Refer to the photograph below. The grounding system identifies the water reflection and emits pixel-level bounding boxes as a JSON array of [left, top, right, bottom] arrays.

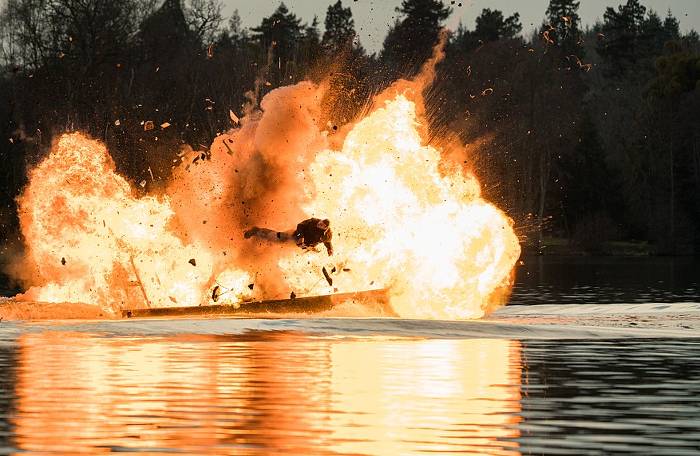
[[12, 332, 522, 455], [0, 344, 16, 454], [518, 339, 700, 454]]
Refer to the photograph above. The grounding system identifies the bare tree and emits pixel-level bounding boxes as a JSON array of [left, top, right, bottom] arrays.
[[185, 0, 223, 43]]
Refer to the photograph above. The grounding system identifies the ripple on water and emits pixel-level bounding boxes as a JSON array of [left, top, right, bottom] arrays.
[[0, 325, 697, 454]]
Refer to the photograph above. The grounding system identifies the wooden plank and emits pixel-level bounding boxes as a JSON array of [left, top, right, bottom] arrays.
[[121, 289, 396, 319], [0, 301, 111, 321]]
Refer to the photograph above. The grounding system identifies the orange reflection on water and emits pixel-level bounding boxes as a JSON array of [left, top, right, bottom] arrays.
[[327, 339, 522, 455], [13, 329, 522, 455]]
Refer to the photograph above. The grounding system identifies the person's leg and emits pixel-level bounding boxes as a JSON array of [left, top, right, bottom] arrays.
[[275, 230, 296, 242], [244, 227, 296, 244]]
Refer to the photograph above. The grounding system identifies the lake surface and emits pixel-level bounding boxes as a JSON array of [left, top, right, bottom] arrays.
[[0, 256, 699, 455], [511, 255, 700, 305]]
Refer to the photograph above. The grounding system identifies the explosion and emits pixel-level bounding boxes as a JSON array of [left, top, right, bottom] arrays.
[[12, 78, 520, 319], [15, 133, 251, 310], [289, 95, 520, 319]]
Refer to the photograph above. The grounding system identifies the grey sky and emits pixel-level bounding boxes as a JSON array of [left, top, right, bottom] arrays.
[[223, 0, 700, 53]]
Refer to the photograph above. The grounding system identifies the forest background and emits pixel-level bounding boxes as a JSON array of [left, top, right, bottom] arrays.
[[0, 0, 698, 281]]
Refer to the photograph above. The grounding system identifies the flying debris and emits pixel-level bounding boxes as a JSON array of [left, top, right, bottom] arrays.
[[322, 266, 333, 286], [229, 110, 240, 125]]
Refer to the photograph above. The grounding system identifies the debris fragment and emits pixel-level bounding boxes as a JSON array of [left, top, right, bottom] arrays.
[[542, 30, 555, 45], [114, 119, 120, 126], [188, 258, 197, 266], [160, 122, 170, 129], [481, 88, 494, 96], [169, 296, 177, 303], [322, 266, 333, 286], [223, 140, 234, 155], [212, 285, 220, 302], [144, 120, 154, 131], [248, 283, 254, 290], [139, 180, 146, 188], [61, 257, 66, 265], [229, 109, 240, 125], [207, 43, 214, 59]]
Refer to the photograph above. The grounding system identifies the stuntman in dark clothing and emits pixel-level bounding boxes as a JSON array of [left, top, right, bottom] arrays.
[[244, 218, 333, 256]]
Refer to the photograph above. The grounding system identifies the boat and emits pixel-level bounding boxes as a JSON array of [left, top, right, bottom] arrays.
[[121, 289, 396, 318]]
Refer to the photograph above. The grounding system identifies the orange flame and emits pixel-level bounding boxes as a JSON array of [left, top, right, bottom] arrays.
[[14, 83, 519, 319], [15, 133, 251, 311], [281, 94, 521, 318]]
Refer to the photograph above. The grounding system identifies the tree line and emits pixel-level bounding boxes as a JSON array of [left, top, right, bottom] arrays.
[[0, 0, 699, 263]]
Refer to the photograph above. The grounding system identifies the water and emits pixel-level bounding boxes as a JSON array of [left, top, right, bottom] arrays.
[[0, 256, 699, 455], [511, 256, 700, 305]]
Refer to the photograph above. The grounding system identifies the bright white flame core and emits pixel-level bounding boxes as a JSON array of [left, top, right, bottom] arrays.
[[280, 95, 520, 319]]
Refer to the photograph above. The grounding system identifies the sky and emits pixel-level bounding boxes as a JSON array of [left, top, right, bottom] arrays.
[[223, 0, 700, 54]]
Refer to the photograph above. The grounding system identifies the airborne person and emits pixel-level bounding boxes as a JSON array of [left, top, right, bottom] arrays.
[[244, 218, 334, 256]]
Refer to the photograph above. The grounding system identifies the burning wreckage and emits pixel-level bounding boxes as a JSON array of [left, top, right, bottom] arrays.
[[5, 57, 521, 320]]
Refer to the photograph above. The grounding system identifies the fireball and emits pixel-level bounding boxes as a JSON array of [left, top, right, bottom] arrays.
[[14, 86, 520, 319]]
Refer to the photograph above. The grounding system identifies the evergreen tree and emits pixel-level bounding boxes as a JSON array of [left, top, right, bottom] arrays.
[[223, 9, 248, 46], [682, 30, 700, 53], [662, 10, 680, 42], [300, 16, 322, 64], [560, 111, 619, 249], [545, 0, 583, 55], [449, 22, 473, 51], [641, 11, 665, 55], [322, 0, 356, 55], [474, 8, 522, 43], [139, 0, 196, 62], [381, 0, 451, 76], [319, 1, 371, 128], [251, 3, 303, 63], [597, 0, 647, 70]]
